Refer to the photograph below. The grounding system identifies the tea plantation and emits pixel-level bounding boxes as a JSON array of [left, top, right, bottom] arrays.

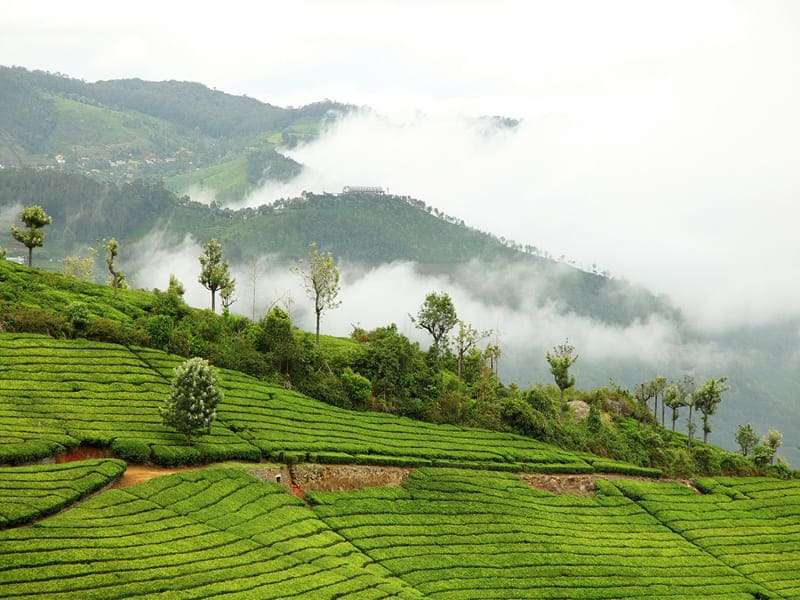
[[310, 469, 777, 599], [611, 476, 800, 599], [0, 459, 124, 527], [0, 468, 423, 599], [1, 465, 796, 598], [0, 333, 656, 475]]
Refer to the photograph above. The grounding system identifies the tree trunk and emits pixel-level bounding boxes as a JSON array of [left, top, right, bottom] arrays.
[[653, 395, 658, 425], [315, 310, 321, 344], [688, 405, 693, 446], [703, 414, 709, 443], [662, 401, 665, 427], [671, 413, 677, 432], [27, 247, 32, 267], [211, 290, 216, 313]]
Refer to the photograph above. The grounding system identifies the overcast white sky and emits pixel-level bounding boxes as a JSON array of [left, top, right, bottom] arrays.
[[4, 1, 800, 330]]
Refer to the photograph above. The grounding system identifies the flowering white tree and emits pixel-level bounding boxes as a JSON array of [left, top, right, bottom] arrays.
[[160, 357, 223, 443]]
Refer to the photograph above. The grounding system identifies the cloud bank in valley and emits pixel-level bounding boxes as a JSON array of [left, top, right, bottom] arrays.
[[240, 103, 800, 334], [127, 233, 730, 388]]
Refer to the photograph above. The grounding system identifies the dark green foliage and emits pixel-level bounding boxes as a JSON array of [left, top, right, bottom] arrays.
[[522, 384, 560, 417], [255, 307, 296, 373], [351, 324, 438, 417], [65, 301, 91, 331], [146, 314, 174, 349], [340, 367, 372, 409], [499, 397, 550, 438]]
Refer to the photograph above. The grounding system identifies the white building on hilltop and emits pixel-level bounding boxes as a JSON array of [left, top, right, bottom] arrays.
[[342, 185, 385, 194]]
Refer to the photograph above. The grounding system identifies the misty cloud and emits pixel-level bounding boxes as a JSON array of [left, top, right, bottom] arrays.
[[240, 103, 800, 334], [126, 233, 730, 387]]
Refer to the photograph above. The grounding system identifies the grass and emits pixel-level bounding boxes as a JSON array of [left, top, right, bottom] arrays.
[[0, 259, 153, 324], [48, 96, 186, 158], [165, 155, 249, 202], [310, 469, 774, 599], [0, 468, 423, 599], [0, 459, 125, 528], [612, 476, 800, 599], [0, 332, 652, 474]]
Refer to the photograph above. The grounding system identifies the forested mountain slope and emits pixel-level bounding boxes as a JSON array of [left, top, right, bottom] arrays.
[[0, 169, 673, 327], [0, 66, 352, 201]]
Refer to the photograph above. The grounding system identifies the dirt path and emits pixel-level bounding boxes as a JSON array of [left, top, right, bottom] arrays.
[[112, 464, 204, 488]]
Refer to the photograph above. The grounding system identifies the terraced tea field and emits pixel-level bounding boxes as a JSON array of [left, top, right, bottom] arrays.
[[0, 333, 656, 475], [0, 459, 124, 527], [310, 469, 774, 599], [612, 476, 800, 599], [0, 468, 423, 599], [2, 465, 796, 598]]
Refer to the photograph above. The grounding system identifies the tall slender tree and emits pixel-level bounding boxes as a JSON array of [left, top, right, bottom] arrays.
[[663, 384, 683, 431], [649, 376, 667, 427], [198, 239, 232, 313], [454, 320, 491, 377], [11, 205, 51, 267], [546, 340, 578, 416], [104, 238, 127, 290], [693, 377, 729, 444], [410, 292, 458, 354], [293, 242, 341, 343]]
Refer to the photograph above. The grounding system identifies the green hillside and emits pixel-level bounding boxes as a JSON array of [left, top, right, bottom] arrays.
[[310, 469, 782, 599], [1, 465, 796, 598], [0, 332, 654, 476], [0, 258, 769, 477], [0, 66, 343, 200]]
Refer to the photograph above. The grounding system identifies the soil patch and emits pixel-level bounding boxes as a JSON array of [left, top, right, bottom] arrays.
[[113, 465, 203, 488], [520, 472, 698, 496], [47, 446, 114, 464], [291, 464, 411, 493]]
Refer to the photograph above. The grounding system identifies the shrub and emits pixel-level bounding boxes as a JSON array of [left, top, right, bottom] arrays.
[[500, 398, 549, 439], [146, 314, 174, 349], [752, 444, 774, 468], [0, 305, 71, 337], [522, 385, 559, 417], [692, 445, 721, 475], [151, 445, 202, 466], [149, 288, 190, 319], [112, 438, 151, 463], [340, 368, 372, 409], [85, 317, 131, 345], [65, 302, 91, 332]]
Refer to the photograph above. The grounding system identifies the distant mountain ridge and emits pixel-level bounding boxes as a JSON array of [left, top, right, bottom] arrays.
[[0, 65, 356, 201]]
